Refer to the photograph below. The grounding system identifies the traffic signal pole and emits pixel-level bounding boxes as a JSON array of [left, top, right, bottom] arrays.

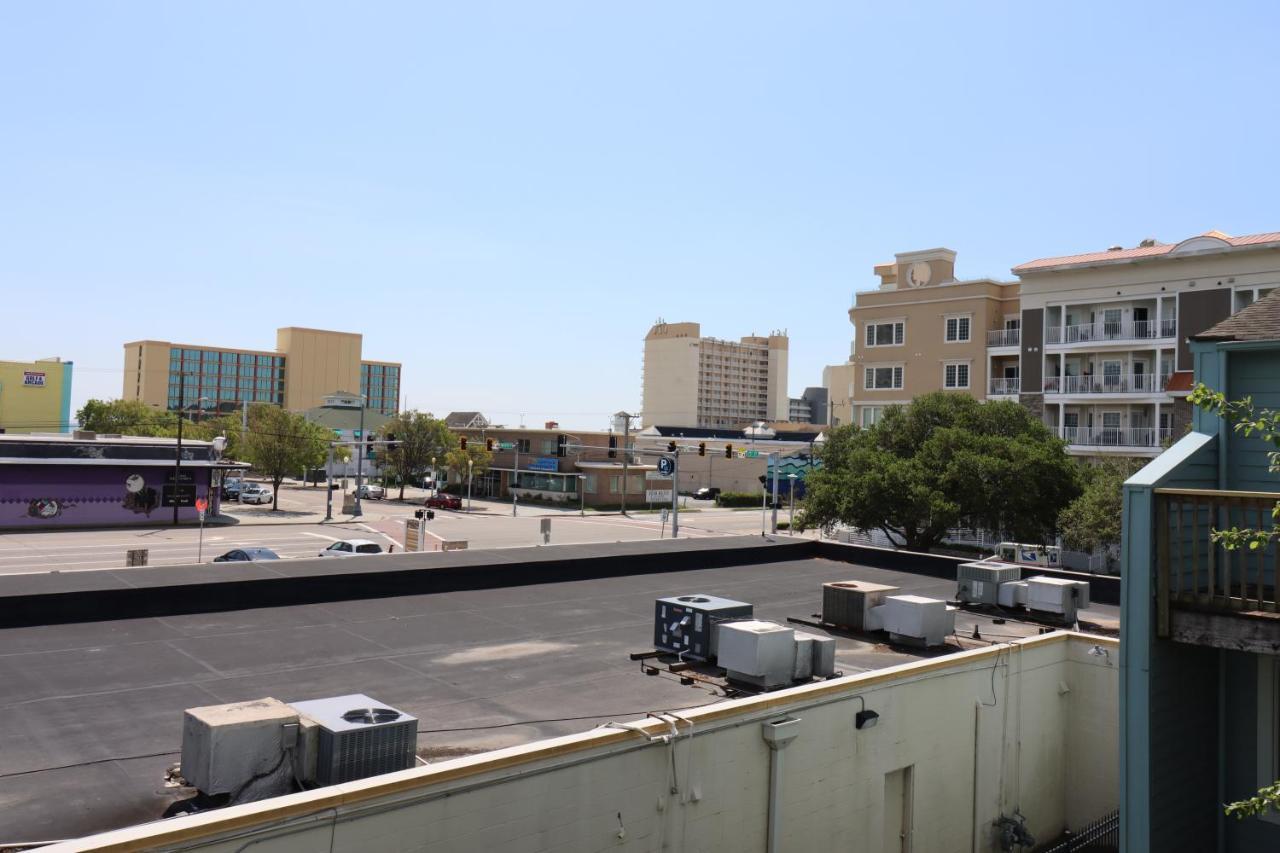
[[671, 449, 680, 539]]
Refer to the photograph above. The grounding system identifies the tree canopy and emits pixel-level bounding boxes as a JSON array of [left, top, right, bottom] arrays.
[[1058, 458, 1145, 565], [797, 393, 1081, 552], [444, 441, 492, 494], [240, 406, 331, 510], [77, 398, 172, 435], [378, 412, 454, 499]]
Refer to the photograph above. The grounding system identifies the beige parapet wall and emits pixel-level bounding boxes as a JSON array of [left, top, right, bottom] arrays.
[[48, 632, 1118, 853]]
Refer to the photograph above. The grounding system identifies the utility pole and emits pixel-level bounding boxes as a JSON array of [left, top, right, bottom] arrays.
[[324, 442, 335, 522], [353, 397, 366, 517], [172, 371, 185, 526], [671, 449, 680, 539], [770, 451, 780, 535], [618, 411, 633, 515], [512, 441, 520, 516]]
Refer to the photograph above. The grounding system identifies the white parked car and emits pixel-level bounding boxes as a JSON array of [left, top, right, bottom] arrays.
[[355, 484, 385, 500], [318, 539, 385, 557], [239, 484, 274, 505]]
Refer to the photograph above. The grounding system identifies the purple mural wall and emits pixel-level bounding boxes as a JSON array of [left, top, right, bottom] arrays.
[[0, 465, 217, 529]]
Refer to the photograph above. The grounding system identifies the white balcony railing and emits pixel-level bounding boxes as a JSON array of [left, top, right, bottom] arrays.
[[1062, 426, 1173, 448], [988, 378, 1021, 395], [1046, 317, 1177, 345], [1044, 373, 1169, 395], [987, 328, 1021, 347]]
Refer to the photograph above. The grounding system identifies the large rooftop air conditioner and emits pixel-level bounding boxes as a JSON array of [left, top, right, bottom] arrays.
[[822, 580, 899, 631], [180, 698, 299, 801], [654, 594, 753, 662], [717, 620, 797, 690], [956, 561, 1022, 605], [1025, 577, 1091, 623], [879, 595, 955, 648], [290, 694, 418, 786]]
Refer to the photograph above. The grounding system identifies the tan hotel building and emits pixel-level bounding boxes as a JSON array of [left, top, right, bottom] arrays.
[[641, 321, 789, 428], [123, 327, 402, 417], [827, 230, 1280, 457], [832, 248, 1020, 428]]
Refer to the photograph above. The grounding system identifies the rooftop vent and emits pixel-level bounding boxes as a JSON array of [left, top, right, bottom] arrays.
[[1107, 245, 1124, 252], [1138, 237, 1158, 247]]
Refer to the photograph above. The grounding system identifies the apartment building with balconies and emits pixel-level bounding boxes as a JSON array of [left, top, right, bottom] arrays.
[[844, 248, 1020, 427], [1011, 230, 1280, 457]]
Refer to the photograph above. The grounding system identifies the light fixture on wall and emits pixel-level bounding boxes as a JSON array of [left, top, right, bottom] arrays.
[[1088, 644, 1111, 665], [854, 695, 879, 730]]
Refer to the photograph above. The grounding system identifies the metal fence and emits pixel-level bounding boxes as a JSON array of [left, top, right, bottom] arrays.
[[1036, 810, 1119, 852]]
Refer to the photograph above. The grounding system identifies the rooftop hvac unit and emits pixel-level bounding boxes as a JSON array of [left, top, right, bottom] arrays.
[[1025, 577, 1091, 622], [717, 620, 796, 690], [956, 561, 1022, 605], [289, 694, 418, 786], [795, 631, 837, 679], [822, 580, 899, 631], [996, 542, 1061, 568], [654, 594, 753, 661], [879, 595, 955, 648], [998, 580, 1029, 608], [180, 698, 299, 800]]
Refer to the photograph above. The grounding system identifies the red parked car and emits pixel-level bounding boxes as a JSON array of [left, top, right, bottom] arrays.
[[425, 494, 462, 510]]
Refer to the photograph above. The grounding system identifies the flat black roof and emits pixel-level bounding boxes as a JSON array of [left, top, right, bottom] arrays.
[[0, 539, 1118, 843]]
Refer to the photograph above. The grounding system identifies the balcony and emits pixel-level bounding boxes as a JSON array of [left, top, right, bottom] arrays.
[[988, 377, 1020, 396], [1044, 373, 1169, 395], [1062, 426, 1171, 449], [987, 328, 1021, 347], [1046, 317, 1177, 345], [1155, 488, 1279, 652]]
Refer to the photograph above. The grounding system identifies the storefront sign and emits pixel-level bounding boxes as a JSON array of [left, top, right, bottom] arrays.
[[22, 372, 46, 387], [526, 457, 559, 472], [646, 489, 673, 503], [161, 484, 197, 507]]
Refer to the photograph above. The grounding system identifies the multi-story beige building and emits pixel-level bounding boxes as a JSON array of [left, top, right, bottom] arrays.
[[836, 248, 1020, 428], [1012, 229, 1280, 456], [123, 327, 402, 417], [641, 321, 788, 428]]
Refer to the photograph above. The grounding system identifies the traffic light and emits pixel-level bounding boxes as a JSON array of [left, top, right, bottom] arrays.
[[667, 441, 677, 453], [698, 442, 706, 457], [725, 444, 733, 458], [608, 435, 617, 459], [556, 434, 567, 457], [485, 438, 494, 451], [386, 432, 398, 451], [459, 436, 468, 450], [366, 433, 375, 459]]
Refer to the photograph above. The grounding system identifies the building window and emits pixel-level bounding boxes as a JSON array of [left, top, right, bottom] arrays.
[[864, 365, 904, 390], [943, 362, 970, 389], [860, 406, 884, 428], [865, 321, 905, 347], [944, 315, 972, 343]]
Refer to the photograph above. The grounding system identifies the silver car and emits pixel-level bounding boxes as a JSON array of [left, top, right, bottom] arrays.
[[239, 484, 274, 505]]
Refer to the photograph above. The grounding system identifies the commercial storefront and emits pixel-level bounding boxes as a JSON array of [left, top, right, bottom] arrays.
[[0, 433, 239, 529], [0, 358, 73, 434]]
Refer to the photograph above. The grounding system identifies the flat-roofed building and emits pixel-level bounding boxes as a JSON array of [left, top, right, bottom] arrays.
[[641, 321, 789, 428], [0, 357, 73, 433], [123, 327, 401, 418]]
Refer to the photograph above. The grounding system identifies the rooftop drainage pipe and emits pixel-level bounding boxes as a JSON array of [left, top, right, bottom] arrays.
[[761, 716, 801, 853]]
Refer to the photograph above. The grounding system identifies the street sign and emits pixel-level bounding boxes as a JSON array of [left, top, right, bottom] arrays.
[[646, 489, 673, 503], [660, 508, 669, 523], [744, 450, 760, 458], [195, 497, 208, 512], [657, 456, 675, 476], [498, 441, 514, 450]]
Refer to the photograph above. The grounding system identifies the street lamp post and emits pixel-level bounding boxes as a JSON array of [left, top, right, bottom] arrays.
[[353, 396, 367, 518], [467, 458, 473, 512], [430, 456, 437, 496], [578, 474, 586, 517]]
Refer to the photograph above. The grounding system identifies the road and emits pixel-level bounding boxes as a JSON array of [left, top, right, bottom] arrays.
[[0, 487, 809, 575]]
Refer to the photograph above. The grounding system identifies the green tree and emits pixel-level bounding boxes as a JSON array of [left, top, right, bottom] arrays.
[[444, 438, 492, 499], [1058, 458, 1145, 569], [241, 406, 331, 510], [77, 398, 172, 435], [379, 412, 454, 499], [796, 393, 1081, 552]]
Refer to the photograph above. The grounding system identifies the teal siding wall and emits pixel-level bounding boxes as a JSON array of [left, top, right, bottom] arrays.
[[1225, 349, 1280, 492]]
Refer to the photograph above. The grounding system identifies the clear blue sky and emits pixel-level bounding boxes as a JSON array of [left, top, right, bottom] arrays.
[[3, 2, 1278, 430]]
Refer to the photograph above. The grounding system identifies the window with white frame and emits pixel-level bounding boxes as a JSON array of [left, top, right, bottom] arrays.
[[864, 365, 904, 390], [860, 406, 884, 428], [943, 362, 970, 389], [944, 314, 972, 343], [865, 321, 905, 347]]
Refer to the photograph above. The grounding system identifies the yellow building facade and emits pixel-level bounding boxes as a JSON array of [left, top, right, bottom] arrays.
[[122, 327, 401, 417], [0, 358, 74, 433]]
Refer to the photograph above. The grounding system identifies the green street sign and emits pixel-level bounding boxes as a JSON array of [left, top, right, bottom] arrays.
[[744, 450, 760, 458], [498, 442, 514, 450]]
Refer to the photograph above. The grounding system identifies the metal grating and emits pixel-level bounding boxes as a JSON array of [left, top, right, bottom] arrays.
[[1035, 810, 1119, 853]]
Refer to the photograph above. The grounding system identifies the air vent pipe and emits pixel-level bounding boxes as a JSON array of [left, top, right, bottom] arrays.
[[761, 717, 801, 853]]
